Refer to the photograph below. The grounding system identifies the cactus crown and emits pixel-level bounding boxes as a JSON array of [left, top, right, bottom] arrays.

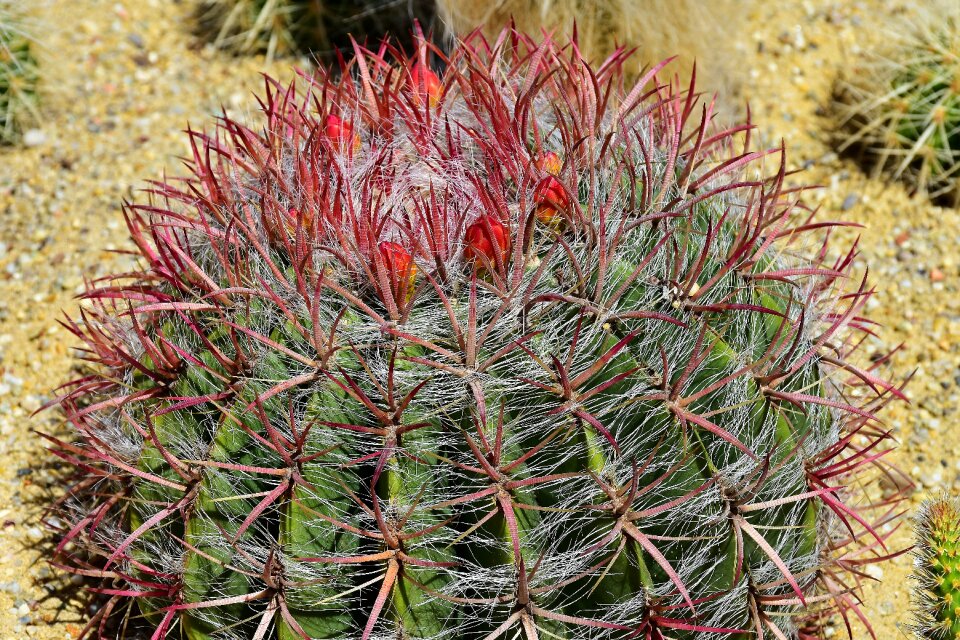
[[51, 29, 905, 640], [833, 6, 960, 205], [912, 496, 960, 640]]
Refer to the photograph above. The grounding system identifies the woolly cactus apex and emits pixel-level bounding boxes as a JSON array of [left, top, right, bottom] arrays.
[[832, 4, 960, 205], [194, 0, 437, 62], [49, 28, 908, 640], [0, 0, 40, 144], [912, 496, 960, 639]]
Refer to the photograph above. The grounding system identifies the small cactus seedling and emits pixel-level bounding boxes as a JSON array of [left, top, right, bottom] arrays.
[[833, 6, 960, 205], [194, 0, 437, 61], [49, 29, 907, 640], [0, 0, 40, 144], [912, 496, 960, 639]]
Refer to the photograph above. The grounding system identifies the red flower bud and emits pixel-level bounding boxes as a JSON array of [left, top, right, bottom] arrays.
[[410, 63, 443, 107], [287, 206, 314, 235], [377, 241, 417, 304], [325, 114, 361, 153], [464, 215, 510, 270], [533, 176, 569, 225], [535, 151, 562, 176]]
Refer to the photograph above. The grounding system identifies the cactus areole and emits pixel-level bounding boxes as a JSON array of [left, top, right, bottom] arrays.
[[911, 496, 960, 640], [51, 30, 906, 640]]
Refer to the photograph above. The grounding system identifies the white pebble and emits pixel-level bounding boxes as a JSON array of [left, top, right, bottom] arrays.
[[864, 564, 884, 580], [22, 129, 46, 147]]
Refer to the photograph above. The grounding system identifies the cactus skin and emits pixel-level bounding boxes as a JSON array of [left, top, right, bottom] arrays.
[[912, 496, 960, 639], [194, 0, 437, 62], [0, 0, 40, 145], [48, 30, 907, 640], [832, 5, 960, 205]]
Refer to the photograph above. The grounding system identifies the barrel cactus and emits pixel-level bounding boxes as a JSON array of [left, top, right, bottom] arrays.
[[911, 495, 960, 639], [50, 30, 906, 640], [832, 4, 960, 205], [0, 0, 40, 144]]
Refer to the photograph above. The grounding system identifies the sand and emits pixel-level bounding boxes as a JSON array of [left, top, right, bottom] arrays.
[[0, 0, 950, 637]]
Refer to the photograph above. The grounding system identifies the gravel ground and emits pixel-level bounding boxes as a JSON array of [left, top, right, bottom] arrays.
[[0, 0, 950, 638]]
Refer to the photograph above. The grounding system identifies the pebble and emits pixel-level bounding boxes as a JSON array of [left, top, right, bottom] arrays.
[[864, 564, 884, 580], [0, 583, 20, 595], [922, 469, 944, 488], [21, 130, 46, 148], [841, 193, 859, 210]]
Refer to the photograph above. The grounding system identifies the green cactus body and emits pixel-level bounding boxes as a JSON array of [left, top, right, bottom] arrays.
[[51, 29, 904, 640], [913, 497, 960, 639]]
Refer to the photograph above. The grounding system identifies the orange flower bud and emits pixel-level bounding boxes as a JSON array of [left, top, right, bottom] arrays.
[[464, 215, 510, 270], [378, 241, 417, 304], [325, 114, 362, 153], [287, 206, 314, 235], [533, 176, 569, 225], [410, 63, 443, 107], [535, 151, 562, 176]]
